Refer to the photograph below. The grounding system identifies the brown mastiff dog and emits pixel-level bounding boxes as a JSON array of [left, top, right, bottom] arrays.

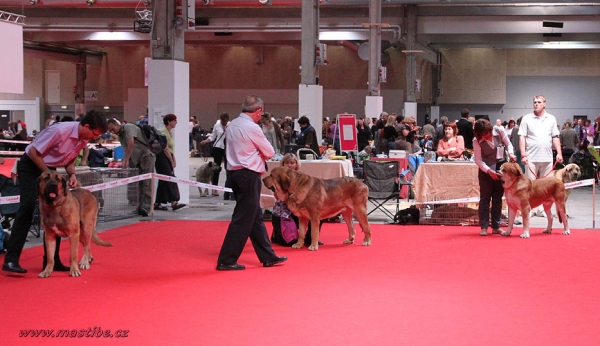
[[263, 166, 371, 251], [38, 170, 112, 278], [499, 162, 570, 238], [550, 163, 581, 201]]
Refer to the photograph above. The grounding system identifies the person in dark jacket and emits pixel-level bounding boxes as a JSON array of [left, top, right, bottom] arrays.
[[296, 116, 320, 158]]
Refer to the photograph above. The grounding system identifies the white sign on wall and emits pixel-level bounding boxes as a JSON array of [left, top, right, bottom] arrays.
[[85, 91, 98, 101]]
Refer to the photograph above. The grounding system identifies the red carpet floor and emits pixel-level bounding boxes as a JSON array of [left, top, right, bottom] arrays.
[[3, 220, 600, 345]]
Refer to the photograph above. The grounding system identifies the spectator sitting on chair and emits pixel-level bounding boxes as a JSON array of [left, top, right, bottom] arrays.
[[436, 121, 465, 159], [270, 153, 324, 247]]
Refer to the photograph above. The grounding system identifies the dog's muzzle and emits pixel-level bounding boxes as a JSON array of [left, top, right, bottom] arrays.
[[43, 181, 60, 204]]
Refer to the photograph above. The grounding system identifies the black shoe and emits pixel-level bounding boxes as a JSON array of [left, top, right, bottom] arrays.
[[2, 261, 27, 273], [138, 208, 149, 217], [171, 203, 186, 211], [263, 256, 288, 267], [154, 204, 168, 211], [216, 263, 245, 271]]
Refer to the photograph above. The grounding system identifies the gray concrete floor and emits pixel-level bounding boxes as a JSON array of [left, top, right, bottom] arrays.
[[15, 157, 600, 251]]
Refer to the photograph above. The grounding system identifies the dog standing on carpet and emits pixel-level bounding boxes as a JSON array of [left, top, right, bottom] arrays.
[[550, 163, 581, 202], [263, 166, 371, 251], [195, 162, 221, 197], [499, 162, 570, 238], [38, 170, 112, 278]]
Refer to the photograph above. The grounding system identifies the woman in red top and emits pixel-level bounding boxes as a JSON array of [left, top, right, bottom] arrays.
[[436, 121, 465, 159]]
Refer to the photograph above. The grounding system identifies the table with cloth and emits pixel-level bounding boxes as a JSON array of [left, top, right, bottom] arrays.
[[260, 159, 354, 208], [412, 162, 480, 203]]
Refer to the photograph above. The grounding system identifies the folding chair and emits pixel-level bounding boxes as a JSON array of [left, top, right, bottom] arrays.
[[363, 160, 400, 221]]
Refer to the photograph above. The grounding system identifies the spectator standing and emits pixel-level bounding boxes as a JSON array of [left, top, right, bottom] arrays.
[[281, 117, 293, 145], [581, 118, 595, 147], [154, 114, 186, 211], [457, 109, 474, 150], [560, 120, 579, 159], [201, 113, 229, 197], [216, 95, 287, 271], [107, 118, 155, 217], [296, 116, 320, 157], [356, 117, 371, 152], [329, 118, 340, 155], [422, 118, 435, 139], [2, 110, 107, 274], [594, 117, 600, 145], [261, 112, 285, 156], [432, 115, 448, 151], [519, 95, 562, 217]]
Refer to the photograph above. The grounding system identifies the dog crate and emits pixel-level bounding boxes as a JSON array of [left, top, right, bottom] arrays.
[[77, 168, 140, 222], [418, 194, 508, 227]]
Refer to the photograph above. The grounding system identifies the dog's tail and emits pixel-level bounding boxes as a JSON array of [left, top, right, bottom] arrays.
[[92, 230, 112, 247]]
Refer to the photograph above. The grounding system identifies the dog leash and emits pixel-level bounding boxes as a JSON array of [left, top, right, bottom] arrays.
[[528, 160, 561, 179]]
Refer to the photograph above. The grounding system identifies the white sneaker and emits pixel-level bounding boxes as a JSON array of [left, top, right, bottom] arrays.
[[514, 217, 523, 225]]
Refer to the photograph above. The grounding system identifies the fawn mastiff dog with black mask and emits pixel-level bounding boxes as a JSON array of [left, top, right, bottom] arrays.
[[38, 170, 112, 278], [263, 166, 372, 251], [499, 162, 570, 238], [550, 163, 581, 201]]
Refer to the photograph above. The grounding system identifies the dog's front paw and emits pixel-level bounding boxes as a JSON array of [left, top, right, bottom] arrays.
[[562, 229, 571, 235], [38, 270, 52, 278], [307, 244, 319, 251], [79, 260, 90, 270], [520, 231, 530, 238], [70, 268, 81, 277], [501, 230, 511, 236], [291, 243, 303, 249], [343, 237, 355, 245], [543, 228, 553, 234]]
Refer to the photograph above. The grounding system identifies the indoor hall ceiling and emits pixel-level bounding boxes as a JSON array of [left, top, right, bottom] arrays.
[[1, 1, 600, 51]]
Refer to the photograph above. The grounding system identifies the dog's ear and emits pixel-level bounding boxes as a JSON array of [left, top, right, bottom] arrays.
[[61, 175, 68, 196], [208, 162, 213, 168], [277, 169, 290, 192]]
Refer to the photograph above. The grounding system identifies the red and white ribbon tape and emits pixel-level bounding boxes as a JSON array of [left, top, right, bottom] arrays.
[[0, 139, 31, 144]]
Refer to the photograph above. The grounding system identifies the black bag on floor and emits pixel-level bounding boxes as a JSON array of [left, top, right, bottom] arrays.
[[394, 206, 420, 225]]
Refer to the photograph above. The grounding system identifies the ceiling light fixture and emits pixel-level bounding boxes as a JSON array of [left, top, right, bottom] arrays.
[[543, 21, 564, 29]]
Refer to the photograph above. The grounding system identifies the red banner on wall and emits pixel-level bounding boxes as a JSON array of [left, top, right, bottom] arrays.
[[338, 113, 357, 152]]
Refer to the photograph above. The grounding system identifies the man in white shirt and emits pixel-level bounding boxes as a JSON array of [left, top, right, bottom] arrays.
[[216, 95, 287, 271], [518, 95, 563, 217]]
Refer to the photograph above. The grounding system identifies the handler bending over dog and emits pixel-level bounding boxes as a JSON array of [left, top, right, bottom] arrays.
[[2, 110, 108, 274]]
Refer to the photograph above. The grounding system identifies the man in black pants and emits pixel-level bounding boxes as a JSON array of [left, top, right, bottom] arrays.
[[457, 108, 475, 150], [216, 95, 287, 271], [2, 111, 108, 274]]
